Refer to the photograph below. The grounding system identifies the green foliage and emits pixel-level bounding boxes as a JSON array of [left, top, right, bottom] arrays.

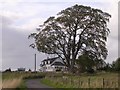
[[111, 57, 120, 71], [29, 4, 111, 72], [2, 72, 46, 88], [2, 72, 23, 80], [76, 51, 108, 73], [76, 53, 95, 73]]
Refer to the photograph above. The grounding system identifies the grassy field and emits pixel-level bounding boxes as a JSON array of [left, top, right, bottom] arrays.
[[2, 72, 45, 89], [2, 72, 23, 88], [1, 71, 119, 89], [41, 72, 119, 89]]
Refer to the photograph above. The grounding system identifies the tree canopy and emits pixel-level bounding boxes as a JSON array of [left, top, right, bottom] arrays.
[[29, 4, 111, 72]]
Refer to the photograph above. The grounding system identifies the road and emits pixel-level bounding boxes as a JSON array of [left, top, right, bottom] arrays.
[[26, 79, 57, 90]]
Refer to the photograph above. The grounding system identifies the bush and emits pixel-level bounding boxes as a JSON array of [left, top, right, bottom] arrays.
[[86, 68, 95, 74]]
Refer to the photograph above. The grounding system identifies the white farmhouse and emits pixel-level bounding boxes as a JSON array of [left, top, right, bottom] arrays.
[[40, 57, 66, 72]]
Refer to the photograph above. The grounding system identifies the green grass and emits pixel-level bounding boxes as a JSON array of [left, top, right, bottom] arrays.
[[2, 71, 119, 89], [2, 72, 22, 80], [41, 72, 119, 89], [41, 78, 66, 88], [2, 72, 46, 88]]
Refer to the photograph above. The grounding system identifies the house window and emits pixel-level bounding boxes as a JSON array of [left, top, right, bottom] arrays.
[[46, 61, 48, 64], [55, 67, 58, 69], [45, 61, 47, 64], [48, 61, 50, 64]]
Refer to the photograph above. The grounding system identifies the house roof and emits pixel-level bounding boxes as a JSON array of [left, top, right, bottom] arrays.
[[40, 57, 59, 66], [40, 57, 65, 67], [42, 57, 59, 62]]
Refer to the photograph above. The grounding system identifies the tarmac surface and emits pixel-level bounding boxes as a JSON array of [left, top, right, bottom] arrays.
[[26, 79, 56, 90]]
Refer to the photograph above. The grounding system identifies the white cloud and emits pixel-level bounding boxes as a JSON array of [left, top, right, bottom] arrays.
[[1, 0, 22, 5], [1, 0, 118, 3], [1, 11, 23, 19], [12, 18, 46, 33], [1, 11, 22, 26]]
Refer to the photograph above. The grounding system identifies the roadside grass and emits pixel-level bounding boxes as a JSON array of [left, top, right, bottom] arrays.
[[2, 72, 23, 88], [41, 72, 119, 89], [2, 72, 46, 89], [41, 78, 65, 88], [41, 78, 80, 90], [1, 71, 119, 89], [2, 78, 22, 88], [16, 79, 27, 90]]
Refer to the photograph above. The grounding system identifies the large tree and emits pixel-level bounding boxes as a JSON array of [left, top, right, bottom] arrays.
[[29, 4, 111, 72]]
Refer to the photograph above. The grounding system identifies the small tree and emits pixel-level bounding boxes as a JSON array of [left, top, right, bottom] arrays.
[[112, 57, 120, 71], [29, 4, 111, 73], [103, 63, 112, 71], [76, 51, 95, 73], [28, 69, 32, 72], [4, 68, 11, 72]]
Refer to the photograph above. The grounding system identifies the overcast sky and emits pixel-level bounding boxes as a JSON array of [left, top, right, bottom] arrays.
[[0, 0, 119, 71]]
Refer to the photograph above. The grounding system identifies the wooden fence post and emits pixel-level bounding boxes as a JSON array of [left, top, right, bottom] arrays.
[[79, 78, 80, 88], [71, 77, 72, 85], [103, 78, 105, 88], [72, 79, 74, 87], [62, 77, 64, 84], [88, 78, 90, 88], [81, 81, 83, 88]]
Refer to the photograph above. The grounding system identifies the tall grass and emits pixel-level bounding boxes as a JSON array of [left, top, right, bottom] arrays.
[[2, 72, 119, 88], [2, 77, 22, 88], [2, 72, 46, 88], [2, 72, 24, 88], [42, 72, 118, 88]]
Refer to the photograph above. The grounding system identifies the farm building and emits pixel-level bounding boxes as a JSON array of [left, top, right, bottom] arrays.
[[17, 68, 25, 72]]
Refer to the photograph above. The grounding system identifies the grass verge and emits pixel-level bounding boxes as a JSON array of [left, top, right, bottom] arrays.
[[41, 72, 118, 89], [16, 79, 27, 90]]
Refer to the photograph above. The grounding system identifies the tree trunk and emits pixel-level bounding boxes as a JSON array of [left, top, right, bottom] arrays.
[[70, 56, 76, 73]]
